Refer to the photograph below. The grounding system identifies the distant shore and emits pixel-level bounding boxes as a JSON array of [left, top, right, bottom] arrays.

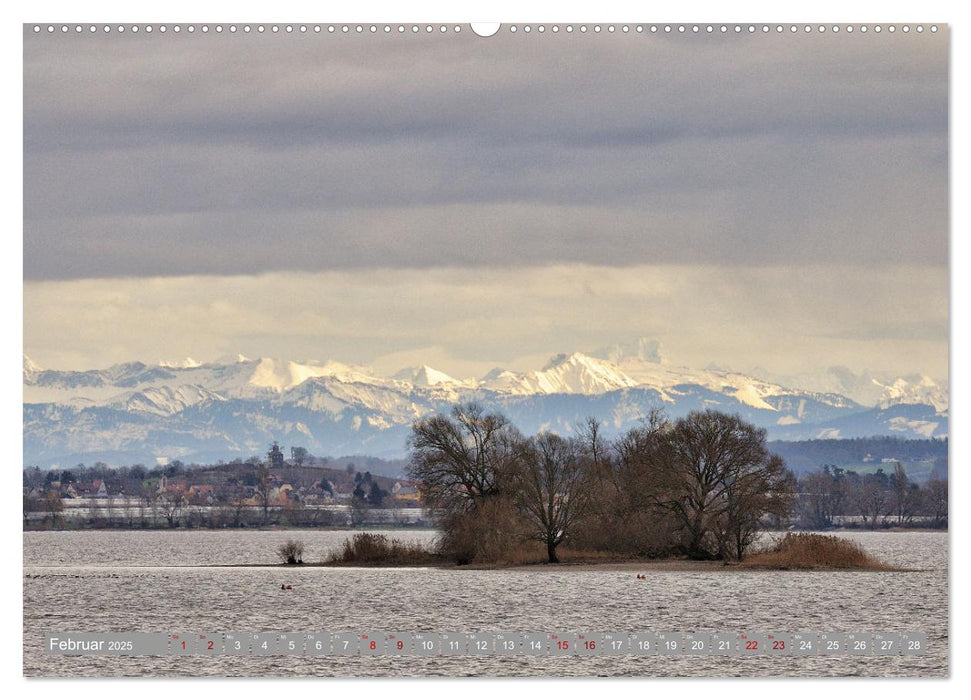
[[210, 558, 915, 572]]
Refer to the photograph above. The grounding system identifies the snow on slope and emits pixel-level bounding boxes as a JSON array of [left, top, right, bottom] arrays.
[[875, 375, 949, 413], [108, 384, 226, 416], [481, 353, 638, 395], [23, 351, 945, 418], [393, 365, 472, 388]]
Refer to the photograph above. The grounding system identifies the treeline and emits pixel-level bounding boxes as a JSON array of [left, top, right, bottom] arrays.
[[23, 457, 396, 501], [407, 403, 795, 565], [796, 464, 947, 529], [769, 436, 947, 476]]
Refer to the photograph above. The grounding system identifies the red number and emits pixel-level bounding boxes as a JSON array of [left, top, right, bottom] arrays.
[[370, 641, 377, 650], [207, 641, 214, 650], [397, 641, 404, 650], [745, 640, 758, 650], [585, 641, 596, 650], [772, 641, 785, 650], [558, 641, 569, 650], [181, 641, 186, 650]]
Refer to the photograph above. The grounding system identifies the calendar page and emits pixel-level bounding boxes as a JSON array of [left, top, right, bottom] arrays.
[[22, 17, 949, 679]]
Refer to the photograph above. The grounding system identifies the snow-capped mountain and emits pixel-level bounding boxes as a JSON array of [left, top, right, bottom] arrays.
[[751, 365, 949, 413], [22, 351, 948, 467], [873, 375, 949, 414], [481, 353, 639, 395]]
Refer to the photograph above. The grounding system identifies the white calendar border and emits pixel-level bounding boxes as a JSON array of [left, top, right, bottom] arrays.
[[5, 0, 964, 698]]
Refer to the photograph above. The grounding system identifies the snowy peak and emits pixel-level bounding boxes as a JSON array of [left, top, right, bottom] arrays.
[[23, 354, 41, 379], [159, 357, 203, 369], [482, 352, 638, 395], [393, 365, 465, 387], [875, 375, 948, 413], [246, 358, 378, 393]]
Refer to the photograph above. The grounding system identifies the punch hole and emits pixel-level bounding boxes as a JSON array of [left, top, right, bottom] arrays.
[[470, 23, 501, 37]]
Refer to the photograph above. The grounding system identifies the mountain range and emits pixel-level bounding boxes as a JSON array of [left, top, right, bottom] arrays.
[[23, 348, 948, 468]]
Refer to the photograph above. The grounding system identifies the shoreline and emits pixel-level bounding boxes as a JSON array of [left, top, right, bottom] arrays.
[[204, 558, 916, 573], [22, 526, 948, 534]]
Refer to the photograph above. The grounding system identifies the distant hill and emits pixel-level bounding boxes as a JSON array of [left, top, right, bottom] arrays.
[[768, 436, 948, 480]]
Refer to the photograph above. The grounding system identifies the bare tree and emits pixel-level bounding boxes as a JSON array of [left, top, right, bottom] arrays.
[[512, 433, 593, 563], [408, 403, 523, 563], [924, 477, 948, 528], [254, 464, 273, 526], [155, 491, 185, 528], [888, 463, 918, 525], [855, 478, 889, 529], [42, 490, 63, 527], [716, 454, 795, 560], [798, 467, 846, 528], [653, 410, 795, 560], [407, 403, 519, 510]]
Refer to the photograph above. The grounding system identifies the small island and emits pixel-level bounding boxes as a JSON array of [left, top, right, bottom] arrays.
[[259, 531, 901, 573]]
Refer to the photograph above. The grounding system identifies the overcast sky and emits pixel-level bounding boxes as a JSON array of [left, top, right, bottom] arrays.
[[23, 27, 949, 380]]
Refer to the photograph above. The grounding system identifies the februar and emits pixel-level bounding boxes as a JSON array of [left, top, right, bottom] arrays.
[[49, 637, 105, 652]]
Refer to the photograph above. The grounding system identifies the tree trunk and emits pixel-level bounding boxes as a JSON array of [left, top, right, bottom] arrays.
[[547, 539, 559, 564]]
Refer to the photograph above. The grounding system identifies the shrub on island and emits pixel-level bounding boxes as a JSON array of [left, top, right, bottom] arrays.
[[276, 539, 305, 565], [744, 533, 891, 570], [327, 532, 439, 565]]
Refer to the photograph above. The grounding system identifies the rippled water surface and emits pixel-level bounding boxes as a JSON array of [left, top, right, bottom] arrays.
[[23, 530, 948, 677]]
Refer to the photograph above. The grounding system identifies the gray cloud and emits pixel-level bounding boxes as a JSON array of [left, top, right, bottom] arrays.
[[24, 28, 948, 279]]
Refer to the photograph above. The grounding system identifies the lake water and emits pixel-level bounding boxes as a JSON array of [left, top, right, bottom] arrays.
[[23, 529, 948, 677]]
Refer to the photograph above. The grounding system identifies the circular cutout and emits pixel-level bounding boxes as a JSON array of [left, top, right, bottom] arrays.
[[470, 23, 500, 37]]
